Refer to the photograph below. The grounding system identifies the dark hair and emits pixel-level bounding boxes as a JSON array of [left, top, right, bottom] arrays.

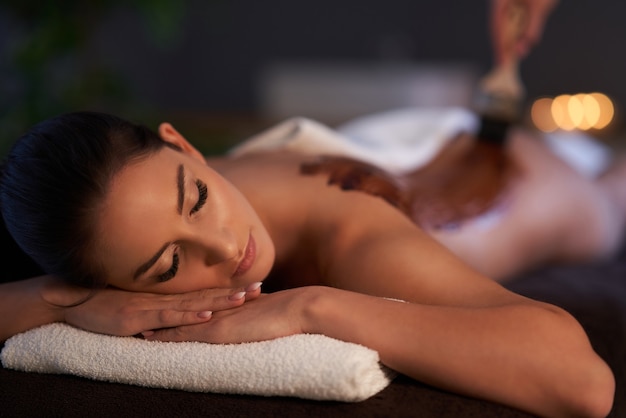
[[0, 111, 172, 288]]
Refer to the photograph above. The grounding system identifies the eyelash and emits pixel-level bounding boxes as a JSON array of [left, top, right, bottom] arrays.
[[157, 251, 179, 283], [191, 179, 207, 215]]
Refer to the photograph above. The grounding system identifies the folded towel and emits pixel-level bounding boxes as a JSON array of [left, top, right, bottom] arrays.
[[229, 107, 475, 175], [1, 323, 394, 402], [230, 106, 611, 179]]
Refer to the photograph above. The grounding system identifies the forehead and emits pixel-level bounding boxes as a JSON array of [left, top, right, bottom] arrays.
[[93, 148, 182, 280]]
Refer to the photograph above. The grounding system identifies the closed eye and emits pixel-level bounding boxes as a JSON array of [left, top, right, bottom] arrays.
[[157, 251, 179, 282], [191, 179, 207, 214]]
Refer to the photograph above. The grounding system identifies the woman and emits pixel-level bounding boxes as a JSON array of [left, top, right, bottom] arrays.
[[0, 111, 616, 417]]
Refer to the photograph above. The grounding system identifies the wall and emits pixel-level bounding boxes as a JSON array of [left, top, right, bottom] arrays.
[[2, 0, 625, 149]]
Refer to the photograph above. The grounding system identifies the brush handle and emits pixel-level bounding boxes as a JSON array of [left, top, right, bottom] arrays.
[[479, 0, 527, 103]]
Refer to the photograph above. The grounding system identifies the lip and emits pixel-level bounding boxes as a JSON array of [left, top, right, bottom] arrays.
[[232, 233, 256, 277]]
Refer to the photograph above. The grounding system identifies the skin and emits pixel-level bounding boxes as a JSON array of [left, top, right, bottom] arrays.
[[0, 0, 564, 344], [81, 123, 614, 417], [0, 274, 262, 341], [426, 130, 623, 280], [97, 132, 276, 294], [6, 3, 614, 412], [491, 0, 559, 65]]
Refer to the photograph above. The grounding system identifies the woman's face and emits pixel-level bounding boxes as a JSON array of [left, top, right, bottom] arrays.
[[94, 140, 275, 294]]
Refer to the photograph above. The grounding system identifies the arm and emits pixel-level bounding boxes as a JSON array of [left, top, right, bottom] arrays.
[[319, 194, 614, 417], [309, 287, 613, 418], [0, 276, 63, 341], [146, 284, 613, 417], [147, 191, 614, 417], [0, 275, 261, 342]]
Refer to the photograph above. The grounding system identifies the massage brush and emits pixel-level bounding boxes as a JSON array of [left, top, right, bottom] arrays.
[[474, 0, 527, 143]]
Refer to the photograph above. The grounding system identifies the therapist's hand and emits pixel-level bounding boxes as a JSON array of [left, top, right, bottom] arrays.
[[490, 0, 558, 64], [41, 279, 262, 337]]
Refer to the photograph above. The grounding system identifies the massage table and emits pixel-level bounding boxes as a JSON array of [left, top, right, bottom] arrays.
[[1, 109, 624, 416]]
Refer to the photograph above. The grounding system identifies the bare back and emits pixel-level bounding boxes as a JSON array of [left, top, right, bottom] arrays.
[[209, 128, 624, 284], [207, 150, 499, 304], [427, 129, 623, 280]]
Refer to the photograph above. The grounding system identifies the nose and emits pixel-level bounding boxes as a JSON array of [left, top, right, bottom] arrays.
[[193, 226, 240, 266]]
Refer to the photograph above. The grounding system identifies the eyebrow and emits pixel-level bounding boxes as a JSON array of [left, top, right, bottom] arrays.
[[133, 242, 171, 281], [177, 164, 184, 215]]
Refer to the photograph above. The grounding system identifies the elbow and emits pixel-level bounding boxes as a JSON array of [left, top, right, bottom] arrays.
[[562, 361, 615, 418], [526, 305, 615, 418], [545, 308, 616, 418]]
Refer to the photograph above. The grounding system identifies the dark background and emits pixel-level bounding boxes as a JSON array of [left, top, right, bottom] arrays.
[[1, 0, 625, 154]]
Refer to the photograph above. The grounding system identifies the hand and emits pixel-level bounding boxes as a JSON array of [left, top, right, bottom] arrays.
[[41, 278, 262, 336], [490, 0, 558, 64], [143, 287, 322, 343]]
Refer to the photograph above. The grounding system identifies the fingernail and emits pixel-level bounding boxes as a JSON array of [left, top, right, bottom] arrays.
[[141, 330, 155, 338], [245, 282, 262, 292], [198, 311, 212, 319], [229, 291, 246, 301]]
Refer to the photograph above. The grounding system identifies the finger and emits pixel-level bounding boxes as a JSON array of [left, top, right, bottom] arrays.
[[127, 308, 213, 335], [160, 287, 249, 312], [244, 282, 263, 301], [490, 0, 509, 63], [159, 308, 214, 329]]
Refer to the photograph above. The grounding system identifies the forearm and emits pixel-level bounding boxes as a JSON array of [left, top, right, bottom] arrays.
[[0, 276, 64, 341], [306, 287, 614, 418]]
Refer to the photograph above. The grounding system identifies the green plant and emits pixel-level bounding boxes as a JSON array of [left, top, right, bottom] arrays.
[[0, 0, 185, 156]]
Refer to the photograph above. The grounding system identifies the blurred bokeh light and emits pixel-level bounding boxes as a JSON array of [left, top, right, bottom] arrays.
[[531, 93, 614, 132]]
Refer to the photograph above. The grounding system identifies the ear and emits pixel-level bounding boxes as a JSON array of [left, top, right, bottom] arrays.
[[158, 123, 205, 162]]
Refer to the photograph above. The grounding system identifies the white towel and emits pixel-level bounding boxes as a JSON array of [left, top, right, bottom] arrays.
[[1, 323, 394, 402], [230, 108, 475, 176], [230, 106, 611, 179]]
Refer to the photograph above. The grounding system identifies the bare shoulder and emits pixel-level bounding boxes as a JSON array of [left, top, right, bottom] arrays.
[[210, 150, 406, 251], [210, 151, 338, 218], [211, 150, 408, 225]]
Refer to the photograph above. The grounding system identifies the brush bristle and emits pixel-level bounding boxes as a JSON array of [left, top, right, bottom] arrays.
[[477, 115, 512, 144], [474, 90, 521, 121], [473, 90, 522, 144]]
